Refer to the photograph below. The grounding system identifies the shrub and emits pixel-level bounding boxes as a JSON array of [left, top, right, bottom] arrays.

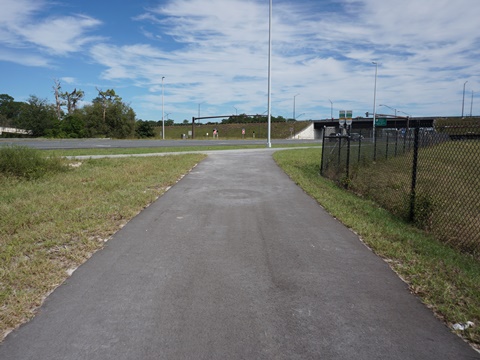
[[0, 145, 68, 180]]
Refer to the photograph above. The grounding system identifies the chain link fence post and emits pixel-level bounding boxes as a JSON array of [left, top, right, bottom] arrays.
[[409, 124, 420, 222]]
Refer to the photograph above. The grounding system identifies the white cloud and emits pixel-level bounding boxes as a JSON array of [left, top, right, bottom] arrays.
[[0, 0, 103, 58], [0, 0, 44, 47], [81, 0, 480, 118], [0, 0, 43, 25], [0, 48, 50, 67], [16, 15, 103, 55], [61, 77, 76, 84], [2, 0, 479, 120]]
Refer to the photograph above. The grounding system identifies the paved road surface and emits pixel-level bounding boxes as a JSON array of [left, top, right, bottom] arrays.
[[0, 138, 319, 150], [1, 149, 478, 359]]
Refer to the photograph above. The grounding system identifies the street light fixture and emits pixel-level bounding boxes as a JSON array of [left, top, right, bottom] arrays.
[[462, 80, 468, 117], [161, 76, 165, 140], [397, 110, 411, 117], [379, 104, 397, 116], [328, 99, 333, 119], [233, 106, 238, 115], [293, 93, 300, 120]]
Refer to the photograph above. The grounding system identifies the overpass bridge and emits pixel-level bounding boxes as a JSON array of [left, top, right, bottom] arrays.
[[312, 115, 439, 139], [189, 114, 440, 140]]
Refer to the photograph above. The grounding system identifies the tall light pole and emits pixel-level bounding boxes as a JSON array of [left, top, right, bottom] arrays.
[[293, 93, 300, 120], [198, 101, 205, 118], [233, 106, 238, 115], [470, 90, 474, 117], [161, 76, 165, 140], [328, 99, 333, 119], [372, 61, 378, 160], [266, 0, 272, 148], [462, 80, 468, 117]]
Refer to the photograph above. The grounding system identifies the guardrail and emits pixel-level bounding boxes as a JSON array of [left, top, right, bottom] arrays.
[[0, 127, 33, 135]]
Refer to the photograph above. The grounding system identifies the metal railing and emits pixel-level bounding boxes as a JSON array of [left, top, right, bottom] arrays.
[[0, 127, 33, 135], [320, 119, 480, 257]]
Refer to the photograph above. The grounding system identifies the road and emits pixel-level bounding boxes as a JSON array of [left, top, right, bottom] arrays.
[[0, 138, 319, 150], [0, 149, 478, 359]]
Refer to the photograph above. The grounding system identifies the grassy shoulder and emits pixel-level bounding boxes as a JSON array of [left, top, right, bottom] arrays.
[[155, 121, 312, 140], [41, 142, 321, 157], [273, 148, 480, 348], [0, 151, 206, 339]]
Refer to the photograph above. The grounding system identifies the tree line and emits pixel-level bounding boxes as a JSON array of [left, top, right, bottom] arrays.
[[220, 114, 290, 124], [0, 80, 297, 139], [0, 80, 148, 139]]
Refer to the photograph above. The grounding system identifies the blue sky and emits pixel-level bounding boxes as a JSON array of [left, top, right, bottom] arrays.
[[1, 0, 479, 122]]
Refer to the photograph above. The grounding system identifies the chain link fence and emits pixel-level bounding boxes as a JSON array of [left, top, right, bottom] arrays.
[[320, 118, 480, 257]]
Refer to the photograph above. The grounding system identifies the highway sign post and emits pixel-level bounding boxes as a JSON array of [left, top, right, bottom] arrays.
[[346, 110, 353, 126]]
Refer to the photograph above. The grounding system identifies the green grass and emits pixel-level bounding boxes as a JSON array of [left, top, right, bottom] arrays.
[[40, 142, 321, 157], [155, 121, 312, 140], [346, 141, 480, 254], [274, 148, 480, 348], [0, 152, 206, 339]]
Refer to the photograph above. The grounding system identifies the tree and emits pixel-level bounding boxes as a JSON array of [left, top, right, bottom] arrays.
[[61, 113, 86, 138], [52, 79, 65, 120], [17, 96, 57, 137], [94, 88, 120, 125], [104, 101, 135, 138], [85, 89, 135, 138], [53, 79, 85, 118], [135, 120, 155, 138], [61, 88, 84, 114], [81, 102, 106, 137], [0, 94, 22, 126]]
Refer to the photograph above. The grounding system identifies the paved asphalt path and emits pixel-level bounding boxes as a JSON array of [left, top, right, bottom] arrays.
[[1, 149, 478, 360]]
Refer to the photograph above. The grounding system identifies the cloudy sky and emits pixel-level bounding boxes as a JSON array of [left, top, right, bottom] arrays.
[[1, 0, 479, 122]]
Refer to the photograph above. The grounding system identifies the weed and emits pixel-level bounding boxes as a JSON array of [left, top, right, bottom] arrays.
[[0, 145, 67, 180], [413, 193, 436, 230]]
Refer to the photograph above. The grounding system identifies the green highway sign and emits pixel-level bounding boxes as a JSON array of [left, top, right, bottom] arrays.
[[375, 118, 387, 126]]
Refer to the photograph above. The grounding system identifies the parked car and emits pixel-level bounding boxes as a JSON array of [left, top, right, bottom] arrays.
[[350, 133, 364, 141]]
